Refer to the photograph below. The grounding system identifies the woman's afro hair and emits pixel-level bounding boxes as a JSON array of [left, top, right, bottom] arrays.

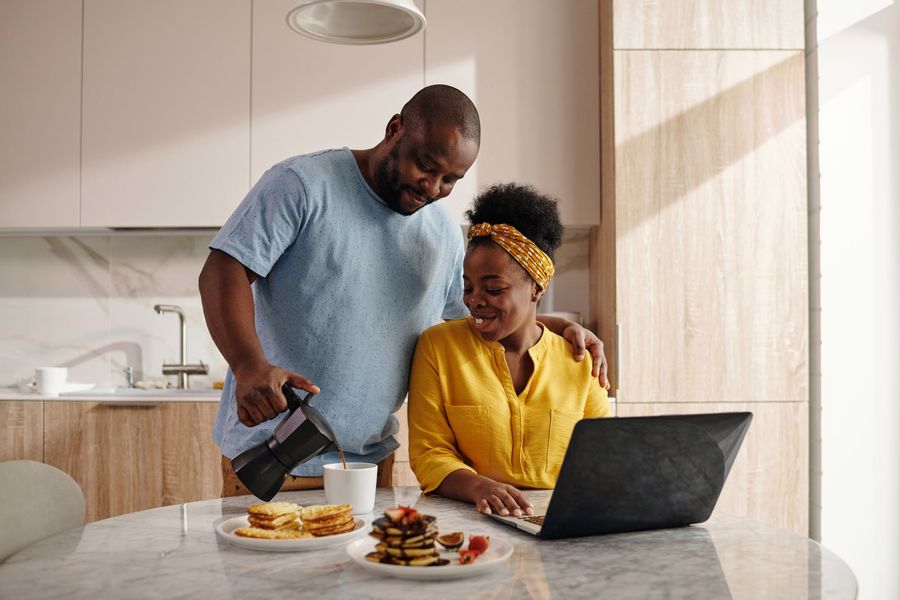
[[465, 183, 563, 259]]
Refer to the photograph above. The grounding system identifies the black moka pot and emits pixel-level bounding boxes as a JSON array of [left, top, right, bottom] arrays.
[[231, 384, 338, 501]]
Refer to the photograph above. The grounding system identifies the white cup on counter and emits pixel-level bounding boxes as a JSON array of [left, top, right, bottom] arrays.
[[35, 367, 68, 396], [323, 462, 378, 515]]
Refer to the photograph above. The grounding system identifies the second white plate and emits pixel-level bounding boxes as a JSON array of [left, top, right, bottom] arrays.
[[216, 516, 367, 552], [346, 535, 513, 580]]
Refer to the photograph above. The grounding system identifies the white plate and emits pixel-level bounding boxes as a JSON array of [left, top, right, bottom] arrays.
[[346, 535, 513, 580], [64, 382, 96, 393], [216, 516, 367, 552]]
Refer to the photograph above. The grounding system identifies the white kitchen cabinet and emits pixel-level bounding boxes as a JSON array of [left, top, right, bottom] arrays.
[[250, 0, 424, 183], [0, 0, 82, 228], [80, 0, 251, 227], [425, 0, 600, 225]]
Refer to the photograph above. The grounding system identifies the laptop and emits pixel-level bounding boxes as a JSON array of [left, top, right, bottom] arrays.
[[489, 412, 752, 539]]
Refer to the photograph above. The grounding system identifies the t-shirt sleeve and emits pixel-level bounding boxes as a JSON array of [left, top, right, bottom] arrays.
[[441, 228, 468, 320], [209, 164, 306, 277]]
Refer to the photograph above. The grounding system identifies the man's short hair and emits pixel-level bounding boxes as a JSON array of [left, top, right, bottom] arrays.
[[401, 84, 481, 143]]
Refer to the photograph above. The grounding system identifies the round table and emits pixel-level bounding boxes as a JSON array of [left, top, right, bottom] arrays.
[[0, 488, 856, 599]]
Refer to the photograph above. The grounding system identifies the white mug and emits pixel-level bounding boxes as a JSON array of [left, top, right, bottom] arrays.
[[323, 462, 377, 515], [35, 367, 68, 396]]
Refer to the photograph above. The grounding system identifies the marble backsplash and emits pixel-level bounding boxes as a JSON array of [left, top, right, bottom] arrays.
[[0, 229, 590, 389]]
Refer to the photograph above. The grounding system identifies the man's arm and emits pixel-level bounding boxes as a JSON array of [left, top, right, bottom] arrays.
[[537, 314, 609, 389], [198, 249, 319, 426]]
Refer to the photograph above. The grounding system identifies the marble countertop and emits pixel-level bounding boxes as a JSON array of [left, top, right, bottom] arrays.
[[0, 488, 856, 599], [0, 387, 220, 402]]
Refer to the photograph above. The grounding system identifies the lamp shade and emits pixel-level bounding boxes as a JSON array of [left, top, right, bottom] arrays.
[[286, 0, 426, 45]]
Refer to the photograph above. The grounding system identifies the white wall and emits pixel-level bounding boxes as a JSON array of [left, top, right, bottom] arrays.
[[810, 1, 900, 598]]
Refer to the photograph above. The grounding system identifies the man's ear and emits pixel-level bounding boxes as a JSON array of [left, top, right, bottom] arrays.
[[385, 114, 403, 141], [532, 285, 543, 303]]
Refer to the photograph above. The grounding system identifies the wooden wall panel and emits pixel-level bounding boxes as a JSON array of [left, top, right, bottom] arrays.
[[613, 50, 808, 404], [612, 0, 804, 50], [161, 403, 222, 505], [44, 402, 164, 523], [618, 402, 809, 535], [0, 401, 43, 462]]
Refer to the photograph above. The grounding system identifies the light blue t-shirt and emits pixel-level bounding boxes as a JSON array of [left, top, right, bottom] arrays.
[[210, 148, 467, 475]]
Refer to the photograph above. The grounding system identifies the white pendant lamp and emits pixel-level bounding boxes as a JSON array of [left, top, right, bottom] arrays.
[[286, 0, 426, 45]]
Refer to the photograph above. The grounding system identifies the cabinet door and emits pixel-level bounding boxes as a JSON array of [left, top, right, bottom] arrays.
[[44, 402, 164, 523], [160, 402, 222, 504], [609, 50, 807, 404], [618, 402, 809, 535], [0, 0, 81, 227], [81, 0, 251, 227], [425, 0, 600, 225], [250, 0, 423, 183], [0, 401, 43, 462]]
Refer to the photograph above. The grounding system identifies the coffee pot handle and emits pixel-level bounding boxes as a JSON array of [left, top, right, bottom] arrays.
[[281, 383, 311, 413]]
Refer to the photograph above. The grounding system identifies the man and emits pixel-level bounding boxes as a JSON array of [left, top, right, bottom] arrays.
[[199, 85, 607, 496]]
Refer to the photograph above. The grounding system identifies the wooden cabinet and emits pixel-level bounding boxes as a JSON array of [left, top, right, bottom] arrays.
[[0, 0, 81, 227], [43, 401, 221, 523], [250, 0, 424, 184], [80, 0, 251, 227], [160, 403, 223, 505], [593, 0, 809, 534], [0, 402, 43, 462], [612, 0, 803, 50], [425, 0, 600, 225]]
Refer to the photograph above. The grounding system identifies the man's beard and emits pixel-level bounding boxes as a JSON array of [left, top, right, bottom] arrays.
[[374, 144, 434, 216]]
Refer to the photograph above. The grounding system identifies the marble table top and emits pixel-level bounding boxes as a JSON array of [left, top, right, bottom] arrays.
[[0, 488, 856, 600]]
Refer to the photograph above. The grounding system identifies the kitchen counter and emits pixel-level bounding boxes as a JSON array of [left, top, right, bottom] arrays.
[[0, 488, 857, 599], [0, 387, 220, 402]]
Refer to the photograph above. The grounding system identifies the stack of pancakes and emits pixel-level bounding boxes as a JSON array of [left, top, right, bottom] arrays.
[[299, 504, 356, 537], [366, 506, 448, 566], [234, 501, 312, 539]]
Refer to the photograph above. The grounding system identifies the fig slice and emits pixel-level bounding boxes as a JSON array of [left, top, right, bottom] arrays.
[[436, 531, 464, 550]]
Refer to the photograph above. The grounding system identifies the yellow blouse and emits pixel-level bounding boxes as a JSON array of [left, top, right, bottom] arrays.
[[408, 317, 610, 493]]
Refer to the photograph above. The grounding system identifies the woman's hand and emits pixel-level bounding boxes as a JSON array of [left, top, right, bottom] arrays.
[[471, 477, 534, 517]]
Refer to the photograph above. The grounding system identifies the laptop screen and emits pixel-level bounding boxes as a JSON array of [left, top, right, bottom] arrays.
[[537, 412, 752, 539]]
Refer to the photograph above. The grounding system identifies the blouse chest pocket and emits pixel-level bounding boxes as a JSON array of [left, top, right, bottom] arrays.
[[545, 409, 583, 473], [444, 404, 490, 468]]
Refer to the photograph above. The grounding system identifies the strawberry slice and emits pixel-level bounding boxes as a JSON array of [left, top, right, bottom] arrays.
[[384, 508, 405, 522], [467, 535, 490, 555], [459, 549, 479, 564]]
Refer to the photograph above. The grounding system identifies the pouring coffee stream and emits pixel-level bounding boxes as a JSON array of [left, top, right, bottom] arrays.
[[231, 384, 342, 501]]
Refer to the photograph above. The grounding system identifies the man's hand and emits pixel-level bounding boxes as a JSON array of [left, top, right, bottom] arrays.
[[561, 323, 610, 390], [233, 362, 320, 427]]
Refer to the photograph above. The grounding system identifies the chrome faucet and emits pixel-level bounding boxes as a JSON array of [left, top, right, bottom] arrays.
[[154, 304, 209, 389]]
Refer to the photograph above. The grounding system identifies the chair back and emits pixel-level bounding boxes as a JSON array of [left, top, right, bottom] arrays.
[[0, 460, 85, 562]]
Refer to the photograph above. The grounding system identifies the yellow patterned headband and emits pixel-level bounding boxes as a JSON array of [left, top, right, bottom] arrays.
[[467, 223, 555, 289]]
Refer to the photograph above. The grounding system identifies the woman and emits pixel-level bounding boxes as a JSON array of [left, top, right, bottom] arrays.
[[408, 183, 610, 517]]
